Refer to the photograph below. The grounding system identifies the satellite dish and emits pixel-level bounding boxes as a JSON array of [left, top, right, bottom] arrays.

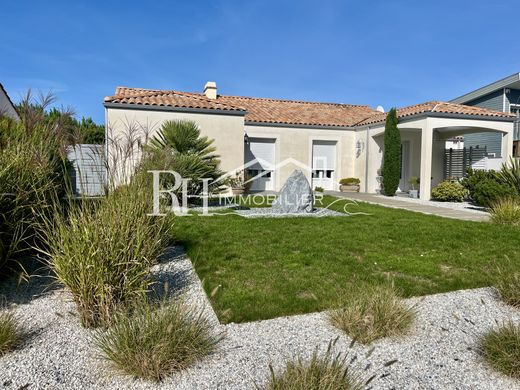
[[376, 105, 385, 113]]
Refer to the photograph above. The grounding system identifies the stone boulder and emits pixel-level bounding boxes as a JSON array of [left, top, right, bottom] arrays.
[[272, 170, 314, 213]]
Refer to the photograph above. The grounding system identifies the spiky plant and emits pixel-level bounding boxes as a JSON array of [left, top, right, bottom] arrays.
[[328, 283, 415, 344], [481, 321, 520, 379], [94, 299, 222, 381], [149, 120, 226, 196], [264, 339, 363, 390], [0, 310, 23, 355], [498, 157, 520, 196]]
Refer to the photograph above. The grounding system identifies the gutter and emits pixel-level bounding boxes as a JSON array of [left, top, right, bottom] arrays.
[[103, 102, 247, 117]]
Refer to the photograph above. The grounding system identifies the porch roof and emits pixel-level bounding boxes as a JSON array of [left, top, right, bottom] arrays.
[[357, 101, 516, 126]]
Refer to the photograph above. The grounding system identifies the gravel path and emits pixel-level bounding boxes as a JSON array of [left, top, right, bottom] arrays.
[[0, 249, 519, 389], [388, 195, 488, 215]]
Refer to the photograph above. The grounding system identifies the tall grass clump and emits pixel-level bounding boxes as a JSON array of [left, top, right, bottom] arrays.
[[489, 197, 520, 226], [0, 93, 69, 278], [328, 284, 416, 344], [263, 339, 363, 390], [494, 261, 520, 308], [481, 321, 520, 379], [94, 300, 222, 381], [43, 165, 171, 328], [0, 310, 24, 355]]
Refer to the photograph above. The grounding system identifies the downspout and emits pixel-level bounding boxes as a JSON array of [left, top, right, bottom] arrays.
[[364, 126, 370, 193], [104, 106, 109, 193]]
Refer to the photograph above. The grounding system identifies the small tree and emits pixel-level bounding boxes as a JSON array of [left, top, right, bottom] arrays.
[[382, 108, 401, 196]]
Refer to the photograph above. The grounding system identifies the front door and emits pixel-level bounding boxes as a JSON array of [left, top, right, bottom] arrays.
[[399, 141, 410, 192]]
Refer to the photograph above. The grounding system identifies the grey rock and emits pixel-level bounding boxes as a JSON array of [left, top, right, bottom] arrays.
[[271, 170, 314, 213]]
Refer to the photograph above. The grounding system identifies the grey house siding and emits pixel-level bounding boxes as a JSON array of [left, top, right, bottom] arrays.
[[462, 89, 504, 157], [67, 144, 106, 196], [506, 89, 520, 140]]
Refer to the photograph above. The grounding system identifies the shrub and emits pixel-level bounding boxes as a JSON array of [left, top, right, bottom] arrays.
[[339, 178, 360, 186], [43, 167, 171, 328], [328, 284, 415, 344], [0, 112, 68, 277], [481, 322, 520, 379], [431, 180, 466, 202], [0, 310, 23, 355], [462, 169, 517, 207], [314, 186, 324, 192], [382, 108, 401, 196], [489, 197, 520, 226], [94, 300, 222, 381], [264, 339, 363, 390]]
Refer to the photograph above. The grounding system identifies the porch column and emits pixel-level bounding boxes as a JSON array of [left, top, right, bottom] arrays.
[[501, 130, 513, 162], [419, 123, 433, 200]]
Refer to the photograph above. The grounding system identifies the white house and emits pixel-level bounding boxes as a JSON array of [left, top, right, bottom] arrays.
[[104, 82, 516, 200]]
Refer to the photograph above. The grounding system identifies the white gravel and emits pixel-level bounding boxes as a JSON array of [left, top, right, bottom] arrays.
[[232, 207, 346, 218], [1, 249, 519, 390]]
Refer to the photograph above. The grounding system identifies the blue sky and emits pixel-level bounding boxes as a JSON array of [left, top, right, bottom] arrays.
[[1, 0, 518, 123]]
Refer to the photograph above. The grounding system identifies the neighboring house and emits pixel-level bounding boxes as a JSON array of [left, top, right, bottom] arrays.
[[104, 82, 515, 200], [67, 144, 106, 197], [451, 72, 520, 158], [0, 83, 20, 121]]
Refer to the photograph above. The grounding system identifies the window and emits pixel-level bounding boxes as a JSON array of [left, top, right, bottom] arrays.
[[510, 104, 520, 118]]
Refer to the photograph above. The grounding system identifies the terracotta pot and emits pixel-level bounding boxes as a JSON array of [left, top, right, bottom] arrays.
[[231, 187, 245, 195], [340, 184, 360, 192]]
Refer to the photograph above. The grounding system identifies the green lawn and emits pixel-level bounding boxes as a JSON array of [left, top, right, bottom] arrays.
[[172, 196, 519, 324]]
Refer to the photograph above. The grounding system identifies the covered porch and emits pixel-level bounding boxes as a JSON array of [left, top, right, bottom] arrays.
[[364, 113, 514, 200]]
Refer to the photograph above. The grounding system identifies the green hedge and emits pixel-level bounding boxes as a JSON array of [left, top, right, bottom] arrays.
[[462, 169, 516, 207], [431, 180, 466, 202]]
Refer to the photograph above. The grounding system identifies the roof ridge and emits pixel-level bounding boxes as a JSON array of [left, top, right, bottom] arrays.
[[220, 93, 370, 108]]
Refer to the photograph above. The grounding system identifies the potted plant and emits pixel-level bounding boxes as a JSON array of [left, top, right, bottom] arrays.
[[229, 171, 246, 195], [408, 176, 419, 198], [229, 170, 253, 195], [339, 178, 360, 192]]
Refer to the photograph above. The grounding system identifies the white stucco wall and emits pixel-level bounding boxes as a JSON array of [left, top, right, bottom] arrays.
[[244, 124, 357, 191], [105, 106, 245, 186]]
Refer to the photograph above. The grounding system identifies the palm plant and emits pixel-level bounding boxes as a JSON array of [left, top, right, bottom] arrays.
[[499, 157, 520, 196], [149, 120, 226, 196]]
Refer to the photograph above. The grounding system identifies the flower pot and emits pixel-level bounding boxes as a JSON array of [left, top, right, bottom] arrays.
[[409, 189, 419, 199], [231, 187, 245, 195], [340, 184, 360, 193]]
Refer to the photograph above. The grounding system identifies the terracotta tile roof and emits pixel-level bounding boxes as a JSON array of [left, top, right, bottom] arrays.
[[357, 101, 516, 126], [104, 87, 245, 112], [104, 87, 378, 127], [105, 88, 515, 128], [217, 95, 377, 127]]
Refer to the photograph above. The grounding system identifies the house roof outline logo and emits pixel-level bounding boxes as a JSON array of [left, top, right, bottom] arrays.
[[215, 157, 314, 185]]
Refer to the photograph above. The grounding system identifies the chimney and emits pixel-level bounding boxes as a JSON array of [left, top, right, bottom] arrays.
[[204, 81, 217, 99]]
